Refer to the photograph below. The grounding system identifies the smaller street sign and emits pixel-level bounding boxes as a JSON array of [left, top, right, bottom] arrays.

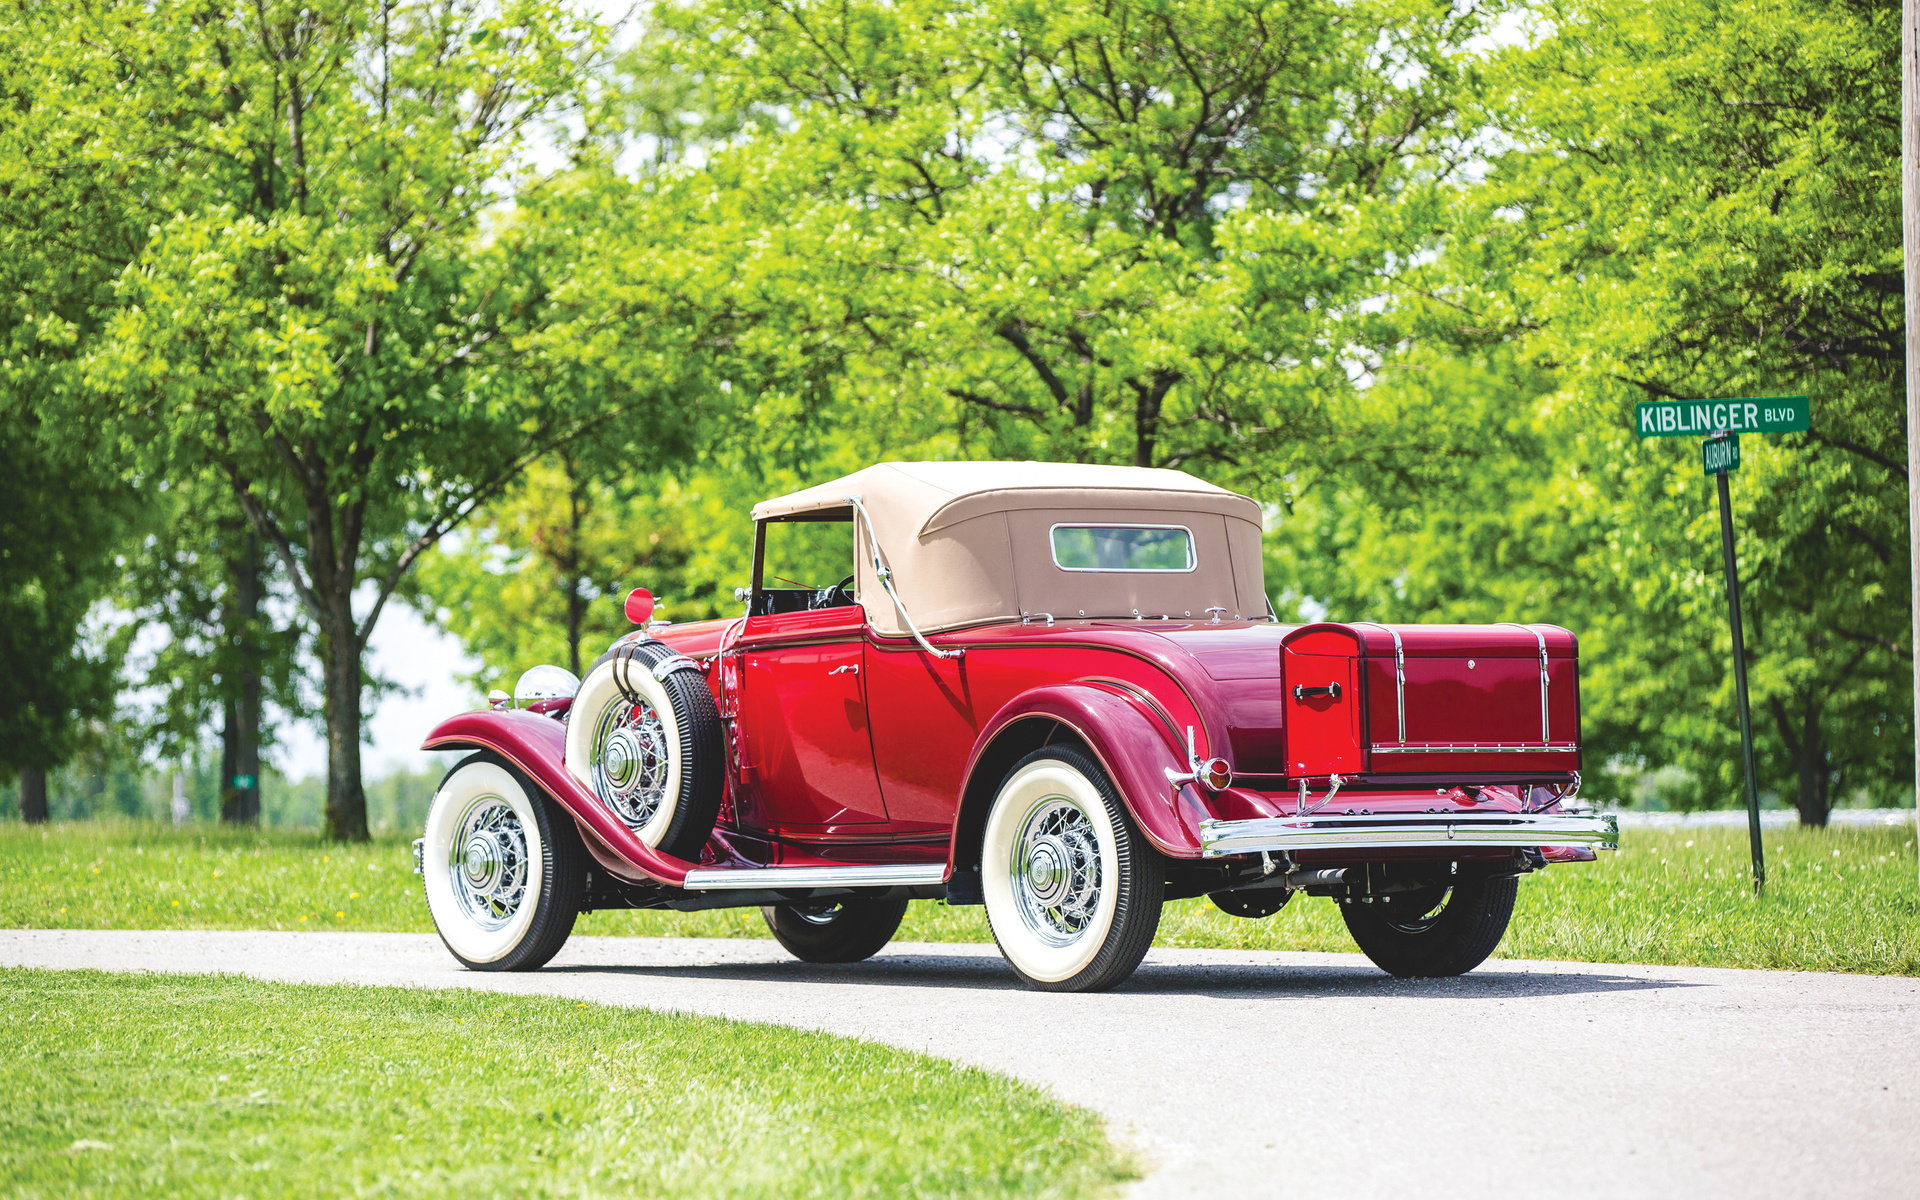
[[1635, 395, 1808, 438], [1702, 433, 1740, 476]]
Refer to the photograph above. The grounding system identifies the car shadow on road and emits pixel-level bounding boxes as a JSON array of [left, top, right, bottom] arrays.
[[550, 952, 1696, 1000]]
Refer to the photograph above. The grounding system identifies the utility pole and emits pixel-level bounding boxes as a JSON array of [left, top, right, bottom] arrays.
[[1906, 0, 1919, 883]]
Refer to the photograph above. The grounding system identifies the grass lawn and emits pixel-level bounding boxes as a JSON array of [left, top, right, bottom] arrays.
[[4, 819, 1917, 975], [0, 968, 1131, 1199]]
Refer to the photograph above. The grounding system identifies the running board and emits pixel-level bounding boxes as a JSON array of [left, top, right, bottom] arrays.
[[681, 863, 948, 891]]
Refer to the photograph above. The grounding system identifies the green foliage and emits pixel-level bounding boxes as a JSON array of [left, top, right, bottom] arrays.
[[0, 0, 655, 838], [1268, 0, 1911, 820], [3, 0, 1908, 833], [546, 0, 1483, 478], [115, 475, 306, 774], [415, 459, 751, 685], [416, 0, 1507, 675], [0, 970, 1133, 1199], [0, 416, 131, 780]]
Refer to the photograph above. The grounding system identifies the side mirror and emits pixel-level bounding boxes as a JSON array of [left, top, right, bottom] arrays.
[[624, 587, 655, 625]]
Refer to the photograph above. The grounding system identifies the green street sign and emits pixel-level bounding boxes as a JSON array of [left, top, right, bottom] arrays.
[[230, 774, 257, 790], [1635, 395, 1808, 438], [1702, 433, 1740, 476]]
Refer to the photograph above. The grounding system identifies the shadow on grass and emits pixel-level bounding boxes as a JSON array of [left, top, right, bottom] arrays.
[[549, 950, 1695, 1001]]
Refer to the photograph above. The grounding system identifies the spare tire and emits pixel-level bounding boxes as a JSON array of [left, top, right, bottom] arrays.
[[564, 638, 724, 861]]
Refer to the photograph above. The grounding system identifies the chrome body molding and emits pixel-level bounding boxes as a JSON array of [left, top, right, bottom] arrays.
[[681, 862, 948, 891], [1198, 810, 1619, 858], [1372, 741, 1580, 755]]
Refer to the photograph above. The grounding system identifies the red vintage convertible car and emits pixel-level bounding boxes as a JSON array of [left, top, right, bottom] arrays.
[[416, 462, 1614, 991]]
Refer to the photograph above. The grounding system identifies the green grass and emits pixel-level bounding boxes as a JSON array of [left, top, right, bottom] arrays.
[[5, 819, 1918, 975], [0, 968, 1132, 1199]]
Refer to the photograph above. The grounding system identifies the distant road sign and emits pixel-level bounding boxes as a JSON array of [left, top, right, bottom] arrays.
[[1702, 433, 1740, 475], [1635, 396, 1808, 438]]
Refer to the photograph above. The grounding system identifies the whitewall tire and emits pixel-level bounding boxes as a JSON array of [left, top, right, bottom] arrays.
[[982, 746, 1164, 992], [423, 753, 584, 971], [566, 640, 723, 860]]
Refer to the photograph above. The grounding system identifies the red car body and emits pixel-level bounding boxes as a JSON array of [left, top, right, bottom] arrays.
[[426, 613, 1605, 887], [422, 463, 1612, 917]]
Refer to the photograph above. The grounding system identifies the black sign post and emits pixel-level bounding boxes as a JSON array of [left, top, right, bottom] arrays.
[[1637, 398, 1810, 895], [1703, 434, 1765, 893]]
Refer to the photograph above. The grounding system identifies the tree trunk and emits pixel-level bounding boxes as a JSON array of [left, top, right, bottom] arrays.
[[1793, 699, 1831, 827], [319, 608, 368, 842], [220, 530, 263, 824], [1131, 370, 1179, 467], [564, 457, 586, 678], [18, 767, 47, 824]]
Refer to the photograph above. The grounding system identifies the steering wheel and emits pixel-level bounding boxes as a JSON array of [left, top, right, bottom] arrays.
[[812, 574, 858, 610]]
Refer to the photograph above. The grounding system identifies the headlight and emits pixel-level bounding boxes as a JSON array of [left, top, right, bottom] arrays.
[[513, 664, 581, 708]]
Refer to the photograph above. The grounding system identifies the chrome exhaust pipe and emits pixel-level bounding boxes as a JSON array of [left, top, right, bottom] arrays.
[[1283, 866, 1349, 889]]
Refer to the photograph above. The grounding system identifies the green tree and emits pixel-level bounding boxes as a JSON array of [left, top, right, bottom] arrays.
[[427, 0, 1508, 684], [0, 414, 131, 821], [118, 476, 308, 823], [554, 0, 1486, 481], [416, 456, 746, 687], [0, 7, 143, 820], [4, 0, 639, 839], [1275, 0, 1910, 822]]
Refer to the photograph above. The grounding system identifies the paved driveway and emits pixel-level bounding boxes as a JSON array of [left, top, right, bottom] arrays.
[[4, 930, 1915, 1198]]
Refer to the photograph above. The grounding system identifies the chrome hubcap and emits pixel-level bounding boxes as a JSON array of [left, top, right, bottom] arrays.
[[449, 798, 528, 931], [1010, 797, 1102, 945], [593, 698, 669, 829]]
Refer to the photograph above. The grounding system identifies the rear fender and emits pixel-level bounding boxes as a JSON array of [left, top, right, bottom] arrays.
[[950, 684, 1212, 882], [422, 709, 694, 888]]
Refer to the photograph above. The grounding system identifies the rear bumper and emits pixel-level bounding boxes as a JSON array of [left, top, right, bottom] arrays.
[[1198, 810, 1619, 858]]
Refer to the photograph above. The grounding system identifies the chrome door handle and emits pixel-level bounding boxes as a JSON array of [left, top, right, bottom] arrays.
[[829, 664, 860, 676]]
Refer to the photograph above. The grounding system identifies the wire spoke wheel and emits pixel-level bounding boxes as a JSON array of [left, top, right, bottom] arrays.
[[591, 697, 671, 830], [422, 754, 585, 972], [449, 796, 530, 930], [1009, 797, 1104, 946], [565, 641, 724, 860], [981, 746, 1164, 992]]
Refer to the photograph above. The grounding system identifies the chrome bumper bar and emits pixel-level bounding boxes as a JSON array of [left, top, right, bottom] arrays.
[[1198, 811, 1619, 858]]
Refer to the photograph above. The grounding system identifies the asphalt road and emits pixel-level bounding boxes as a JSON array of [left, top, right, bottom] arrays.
[[4, 929, 1915, 1198]]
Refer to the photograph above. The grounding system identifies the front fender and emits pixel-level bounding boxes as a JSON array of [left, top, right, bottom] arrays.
[[421, 709, 694, 888], [953, 683, 1213, 866]]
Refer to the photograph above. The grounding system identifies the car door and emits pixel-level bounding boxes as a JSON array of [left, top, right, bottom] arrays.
[[734, 605, 890, 830]]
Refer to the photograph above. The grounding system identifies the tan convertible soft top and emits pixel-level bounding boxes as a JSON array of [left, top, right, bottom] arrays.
[[752, 461, 1268, 635]]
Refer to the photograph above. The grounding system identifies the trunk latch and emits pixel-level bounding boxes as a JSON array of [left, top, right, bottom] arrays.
[[1292, 683, 1341, 701]]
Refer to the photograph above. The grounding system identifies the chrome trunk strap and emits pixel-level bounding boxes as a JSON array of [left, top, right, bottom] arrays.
[[1358, 622, 1405, 743], [1500, 622, 1551, 744]]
